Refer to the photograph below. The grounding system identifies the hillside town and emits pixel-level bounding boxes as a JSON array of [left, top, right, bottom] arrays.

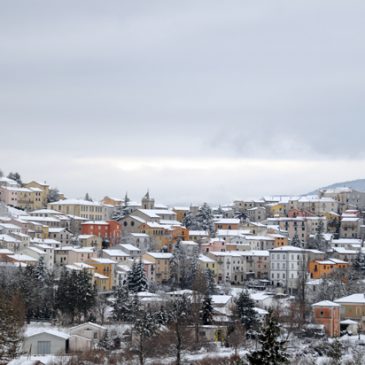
[[1, 171, 365, 364]]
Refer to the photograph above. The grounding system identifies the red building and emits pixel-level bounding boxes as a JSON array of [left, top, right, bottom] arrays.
[[81, 220, 121, 246]]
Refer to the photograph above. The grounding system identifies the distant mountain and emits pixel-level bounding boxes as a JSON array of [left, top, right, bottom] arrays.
[[308, 179, 365, 195]]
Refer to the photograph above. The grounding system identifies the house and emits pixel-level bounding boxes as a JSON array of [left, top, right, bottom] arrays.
[[247, 207, 267, 222], [48, 199, 110, 221], [143, 252, 173, 284], [334, 293, 365, 325], [23, 328, 70, 355], [124, 233, 151, 252], [77, 234, 102, 249], [87, 258, 116, 291], [269, 246, 308, 294], [102, 249, 130, 263], [308, 258, 349, 279], [69, 322, 106, 351], [81, 220, 121, 246], [312, 300, 340, 337], [172, 206, 190, 222], [214, 218, 240, 231], [48, 227, 73, 245], [198, 254, 217, 276], [119, 243, 141, 258], [188, 230, 209, 243]]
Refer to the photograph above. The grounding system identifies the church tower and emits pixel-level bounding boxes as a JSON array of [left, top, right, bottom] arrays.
[[142, 190, 155, 209]]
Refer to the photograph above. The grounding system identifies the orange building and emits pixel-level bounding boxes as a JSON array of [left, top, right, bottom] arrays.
[[308, 258, 350, 279], [214, 218, 240, 231], [309, 258, 349, 279], [312, 300, 340, 337], [269, 234, 288, 248], [81, 220, 121, 246]]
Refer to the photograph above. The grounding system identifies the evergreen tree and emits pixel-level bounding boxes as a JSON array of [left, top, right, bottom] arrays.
[[98, 330, 115, 350], [84, 192, 92, 201], [291, 233, 302, 247], [169, 240, 189, 289], [235, 290, 258, 332], [55, 268, 96, 323], [308, 219, 327, 253], [205, 268, 217, 295], [327, 338, 342, 365], [112, 283, 132, 321], [201, 294, 214, 325], [247, 309, 289, 365], [134, 311, 158, 365], [197, 203, 215, 237], [127, 260, 148, 293], [353, 248, 365, 273], [0, 290, 24, 364], [182, 203, 215, 237]]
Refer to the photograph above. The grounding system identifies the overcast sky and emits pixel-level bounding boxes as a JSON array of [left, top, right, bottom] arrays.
[[1, 1, 365, 205]]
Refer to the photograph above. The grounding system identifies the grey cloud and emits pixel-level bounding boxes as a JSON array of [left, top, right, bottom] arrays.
[[1, 0, 365, 201]]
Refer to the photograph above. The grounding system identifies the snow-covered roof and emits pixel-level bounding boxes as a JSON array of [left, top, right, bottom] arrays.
[[180, 240, 198, 246], [335, 293, 365, 304], [83, 220, 109, 225], [271, 245, 305, 252], [120, 243, 140, 252], [211, 295, 232, 305], [90, 258, 117, 264], [0, 234, 18, 242], [24, 327, 70, 340], [103, 249, 130, 257], [146, 252, 173, 259], [0, 248, 14, 254], [198, 254, 216, 263], [312, 300, 340, 307], [49, 199, 104, 206], [188, 230, 209, 236], [7, 254, 37, 262], [130, 233, 149, 237], [214, 218, 240, 225]]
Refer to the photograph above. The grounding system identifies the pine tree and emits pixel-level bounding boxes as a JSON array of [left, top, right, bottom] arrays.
[[84, 192, 92, 201], [247, 309, 289, 365], [205, 268, 217, 295], [327, 338, 342, 365], [112, 283, 132, 321], [353, 248, 365, 273], [201, 294, 214, 325], [235, 290, 258, 332], [134, 311, 158, 365], [291, 233, 302, 247], [170, 241, 189, 289], [309, 219, 327, 253], [98, 330, 114, 350], [127, 260, 148, 293], [55, 268, 96, 323]]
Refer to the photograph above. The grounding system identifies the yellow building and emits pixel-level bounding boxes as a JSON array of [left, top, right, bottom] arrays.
[[173, 207, 190, 223], [87, 257, 116, 291], [101, 196, 123, 207], [48, 199, 108, 220], [267, 203, 286, 217], [198, 254, 217, 276], [269, 234, 288, 247], [24, 181, 49, 208], [143, 252, 173, 284]]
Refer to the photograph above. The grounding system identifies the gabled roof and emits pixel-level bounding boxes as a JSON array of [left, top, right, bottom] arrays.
[[312, 300, 340, 307]]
